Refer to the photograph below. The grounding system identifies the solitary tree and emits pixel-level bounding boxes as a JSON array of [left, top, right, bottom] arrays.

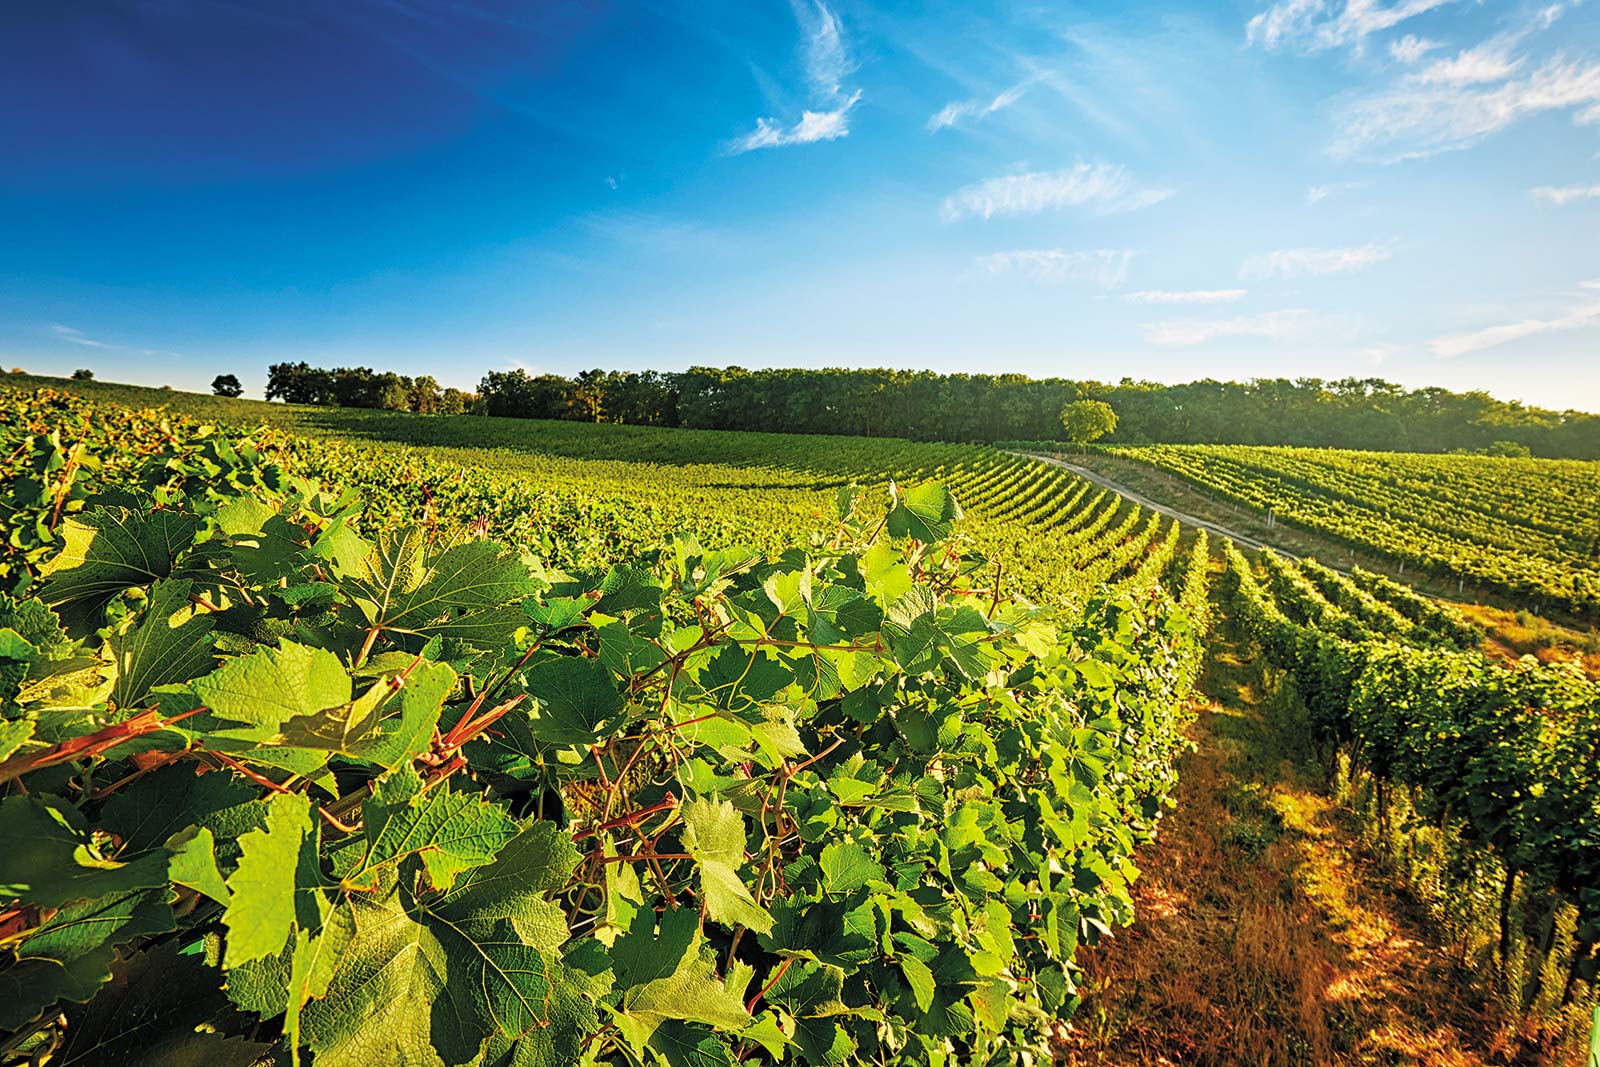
[[1060, 399, 1117, 448], [70, 368, 94, 381], [211, 373, 244, 398]]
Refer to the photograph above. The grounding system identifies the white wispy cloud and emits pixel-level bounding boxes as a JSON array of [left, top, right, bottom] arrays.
[[49, 323, 180, 358], [1332, 36, 1600, 160], [728, 91, 862, 153], [1246, 0, 1456, 54], [51, 324, 116, 349], [1305, 179, 1373, 204], [799, 0, 853, 99], [1429, 284, 1600, 357], [1240, 243, 1392, 280], [1123, 289, 1248, 304], [927, 83, 1028, 132], [975, 249, 1134, 287], [1532, 183, 1600, 204], [941, 162, 1173, 221], [1388, 34, 1439, 63], [1141, 309, 1317, 346], [1410, 37, 1525, 86], [727, 1, 862, 155]]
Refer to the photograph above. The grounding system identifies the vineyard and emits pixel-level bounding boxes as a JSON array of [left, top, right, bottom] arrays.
[[1100, 443, 1600, 623], [1221, 542, 1600, 1034], [3, 380, 1599, 1065], [0, 385, 1210, 1066]]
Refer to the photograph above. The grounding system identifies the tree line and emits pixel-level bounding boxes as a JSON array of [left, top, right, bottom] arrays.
[[266, 362, 475, 414], [261, 362, 1600, 458]]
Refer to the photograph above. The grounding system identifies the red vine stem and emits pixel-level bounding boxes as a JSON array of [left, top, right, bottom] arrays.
[[746, 957, 793, 1013]]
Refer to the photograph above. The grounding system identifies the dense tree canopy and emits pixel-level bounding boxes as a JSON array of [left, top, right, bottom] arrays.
[[265, 362, 470, 415], [260, 361, 1600, 458], [210, 373, 243, 397], [1061, 399, 1118, 444]]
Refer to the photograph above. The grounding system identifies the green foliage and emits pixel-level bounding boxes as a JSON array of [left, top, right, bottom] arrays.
[[1120, 443, 1600, 622], [0, 384, 1209, 1065], [1221, 542, 1600, 996], [1059, 399, 1118, 445]]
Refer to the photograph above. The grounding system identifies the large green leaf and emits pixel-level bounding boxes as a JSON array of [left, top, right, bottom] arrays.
[[344, 769, 520, 891], [681, 797, 772, 935], [300, 824, 591, 1067], [350, 658, 457, 771], [100, 762, 259, 853], [611, 905, 752, 1046], [40, 508, 206, 630], [56, 941, 270, 1067], [885, 483, 962, 544], [223, 792, 320, 968], [109, 578, 216, 708], [190, 640, 352, 729], [167, 826, 232, 905], [523, 656, 625, 746], [0, 594, 76, 704], [351, 532, 538, 645], [0, 887, 175, 1030], [0, 794, 171, 909]]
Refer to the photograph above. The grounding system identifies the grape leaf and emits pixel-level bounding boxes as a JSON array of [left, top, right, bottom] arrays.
[[612, 905, 752, 1043], [40, 508, 206, 630], [223, 792, 319, 968], [0, 887, 175, 1029], [344, 768, 520, 891], [353, 534, 539, 643], [524, 656, 625, 746], [886, 483, 962, 544], [191, 640, 352, 729], [100, 762, 258, 853], [0, 794, 171, 909], [109, 578, 216, 708], [0, 717, 34, 762], [167, 826, 232, 905], [56, 941, 269, 1067], [350, 658, 456, 770], [681, 797, 773, 935], [301, 825, 590, 1067], [818, 841, 885, 896]]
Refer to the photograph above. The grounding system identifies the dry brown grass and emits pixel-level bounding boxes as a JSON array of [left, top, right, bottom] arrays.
[[1058, 639, 1566, 1067], [1456, 603, 1600, 679]]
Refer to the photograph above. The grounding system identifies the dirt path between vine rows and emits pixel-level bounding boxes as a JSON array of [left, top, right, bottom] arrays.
[[1058, 631, 1531, 1067], [1019, 453, 1285, 556]]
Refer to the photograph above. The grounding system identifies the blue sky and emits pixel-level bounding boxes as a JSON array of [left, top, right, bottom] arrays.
[[3, 0, 1599, 409]]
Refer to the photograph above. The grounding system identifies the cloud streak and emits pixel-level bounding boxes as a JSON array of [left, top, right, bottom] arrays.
[[728, 91, 861, 153], [727, 1, 862, 154], [1388, 34, 1438, 63], [941, 163, 1173, 221], [1332, 38, 1600, 160], [1141, 309, 1318, 346], [927, 83, 1028, 132], [1246, 0, 1456, 54], [51, 324, 116, 349], [1532, 183, 1600, 205], [1123, 289, 1248, 304], [1240, 243, 1392, 280], [975, 249, 1134, 287], [1429, 286, 1600, 357], [49, 323, 180, 359]]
